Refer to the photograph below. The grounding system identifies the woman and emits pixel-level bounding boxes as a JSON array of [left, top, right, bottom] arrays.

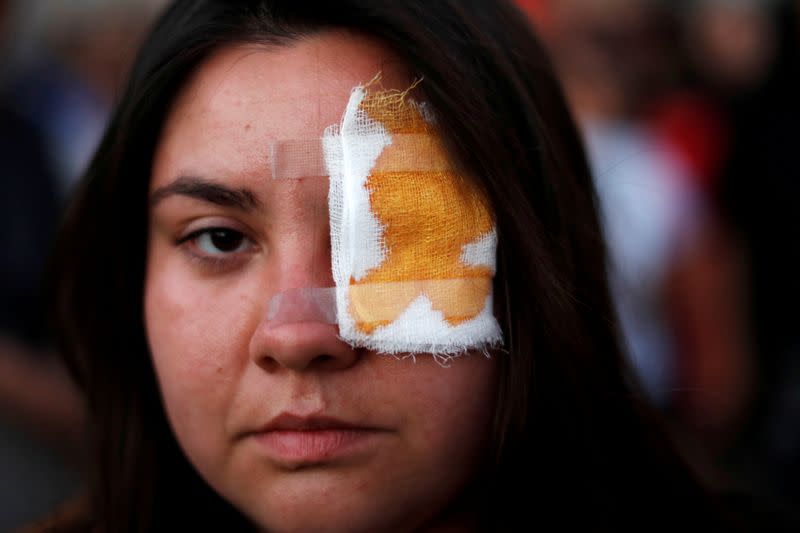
[[44, 1, 740, 531]]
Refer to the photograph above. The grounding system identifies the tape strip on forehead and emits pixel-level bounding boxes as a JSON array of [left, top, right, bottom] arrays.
[[270, 139, 327, 179], [269, 134, 453, 180]]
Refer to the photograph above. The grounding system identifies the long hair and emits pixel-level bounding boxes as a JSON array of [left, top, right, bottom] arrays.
[[49, 1, 734, 530]]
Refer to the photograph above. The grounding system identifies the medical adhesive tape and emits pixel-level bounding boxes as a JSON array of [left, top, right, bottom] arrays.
[[265, 278, 493, 327], [269, 134, 453, 180]]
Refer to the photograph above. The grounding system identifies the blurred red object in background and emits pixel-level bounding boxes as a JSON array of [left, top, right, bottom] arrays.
[[515, 0, 551, 33], [648, 92, 729, 195]]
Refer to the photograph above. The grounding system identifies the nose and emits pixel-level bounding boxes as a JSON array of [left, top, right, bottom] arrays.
[[249, 177, 354, 372], [251, 286, 358, 372], [249, 320, 360, 373]]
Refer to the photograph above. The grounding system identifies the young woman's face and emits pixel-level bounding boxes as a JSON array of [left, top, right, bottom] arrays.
[[145, 32, 498, 532]]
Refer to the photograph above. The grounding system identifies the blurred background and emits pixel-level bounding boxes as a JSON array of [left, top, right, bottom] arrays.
[[0, 0, 798, 529]]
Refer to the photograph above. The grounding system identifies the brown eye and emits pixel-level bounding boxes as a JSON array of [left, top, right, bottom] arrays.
[[192, 228, 250, 255]]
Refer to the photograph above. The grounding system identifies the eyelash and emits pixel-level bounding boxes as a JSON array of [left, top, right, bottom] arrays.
[[175, 227, 255, 271]]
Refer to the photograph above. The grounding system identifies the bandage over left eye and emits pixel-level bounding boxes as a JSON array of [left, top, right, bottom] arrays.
[[267, 81, 503, 356]]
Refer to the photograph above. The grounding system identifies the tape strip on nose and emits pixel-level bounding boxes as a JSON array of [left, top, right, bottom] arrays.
[[265, 279, 499, 338], [266, 287, 338, 326]]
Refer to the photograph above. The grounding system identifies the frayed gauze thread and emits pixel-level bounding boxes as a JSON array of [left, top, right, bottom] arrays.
[[390, 347, 495, 369]]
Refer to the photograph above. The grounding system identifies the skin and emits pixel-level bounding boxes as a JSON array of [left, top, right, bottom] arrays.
[[145, 31, 498, 532]]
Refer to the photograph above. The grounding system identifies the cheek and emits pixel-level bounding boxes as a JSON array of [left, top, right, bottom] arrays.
[[389, 354, 498, 477], [143, 250, 260, 462]]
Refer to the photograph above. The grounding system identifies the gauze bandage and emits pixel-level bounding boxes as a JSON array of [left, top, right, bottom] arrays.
[[267, 81, 503, 356]]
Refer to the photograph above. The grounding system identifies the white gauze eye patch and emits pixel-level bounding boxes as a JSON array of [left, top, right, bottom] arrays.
[[268, 82, 503, 357]]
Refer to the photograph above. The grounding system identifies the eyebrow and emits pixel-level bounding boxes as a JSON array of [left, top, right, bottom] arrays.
[[150, 176, 263, 212]]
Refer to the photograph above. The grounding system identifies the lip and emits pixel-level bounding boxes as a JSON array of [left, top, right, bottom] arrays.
[[249, 413, 386, 467]]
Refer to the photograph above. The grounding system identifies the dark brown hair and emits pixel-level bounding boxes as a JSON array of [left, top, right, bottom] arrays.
[[49, 1, 735, 530]]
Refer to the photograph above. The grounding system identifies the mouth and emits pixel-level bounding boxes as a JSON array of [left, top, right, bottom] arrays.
[[248, 413, 387, 468]]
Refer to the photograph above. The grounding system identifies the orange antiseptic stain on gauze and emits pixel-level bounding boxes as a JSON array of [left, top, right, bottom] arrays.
[[349, 87, 495, 334]]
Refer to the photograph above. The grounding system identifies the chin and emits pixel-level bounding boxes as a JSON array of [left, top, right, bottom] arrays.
[[235, 476, 439, 533], [246, 501, 414, 533]]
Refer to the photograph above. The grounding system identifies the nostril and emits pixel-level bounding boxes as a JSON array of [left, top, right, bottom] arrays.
[[311, 354, 337, 368], [257, 356, 280, 373]]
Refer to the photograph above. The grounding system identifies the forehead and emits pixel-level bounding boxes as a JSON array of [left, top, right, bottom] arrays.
[[152, 31, 410, 189]]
